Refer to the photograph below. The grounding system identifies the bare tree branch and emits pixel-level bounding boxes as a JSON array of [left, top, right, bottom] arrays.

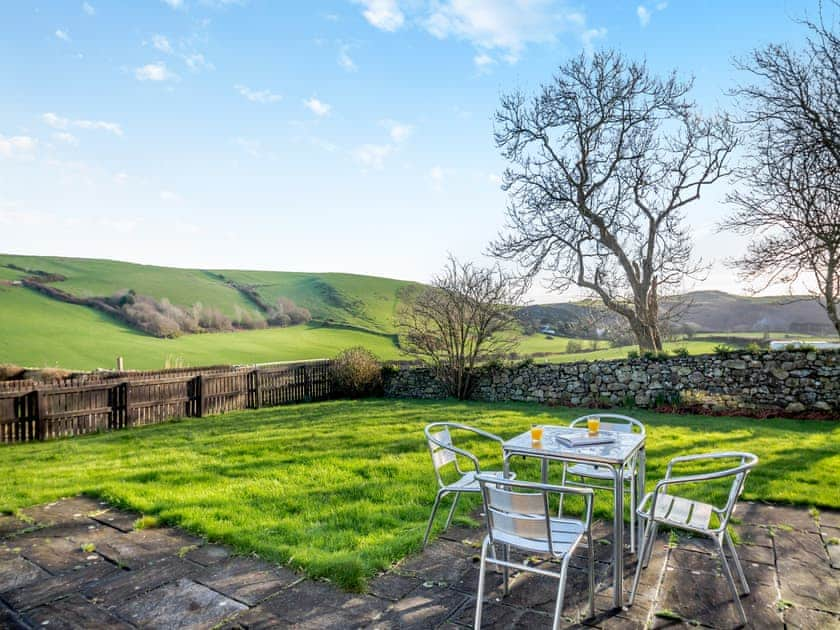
[[491, 50, 736, 351], [397, 256, 527, 399]]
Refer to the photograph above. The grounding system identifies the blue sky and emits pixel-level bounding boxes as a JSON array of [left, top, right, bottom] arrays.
[[0, 0, 825, 301]]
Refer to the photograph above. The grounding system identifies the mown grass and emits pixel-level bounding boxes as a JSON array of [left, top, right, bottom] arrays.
[[0, 399, 836, 590], [0, 285, 402, 369]]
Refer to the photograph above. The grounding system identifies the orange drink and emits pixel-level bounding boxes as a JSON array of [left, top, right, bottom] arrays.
[[530, 425, 544, 442], [587, 416, 600, 436]]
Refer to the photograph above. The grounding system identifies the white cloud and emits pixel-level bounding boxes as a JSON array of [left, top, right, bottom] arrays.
[[0, 206, 53, 227], [353, 143, 392, 170], [53, 131, 79, 145], [160, 190, 183, 202], [656, 1, 668, 10], [82, 2, 96, 16], [235, 84, 282, 104], [0, 135, 37, 159], [354, 0, 404, 31], [487, 173, 502, 186], [581, 27, 607, 53], [184, 53, 214, 71], [174, 219, 201, 235], [429, 165, 446, 190], [423, 0, 585, 59], [113, 171, 129, 184], [135, 62, 177, 81], [55, 29, 70, 42], [473, 52, 495, 72], [303, 97, 331, 116], [380, 119, 413, 143], [162, 0, 184, 9], [43, 112, 123, 136], [338, 46, 357, 72], [636, 6, 651, 27], [152, 34, 173, 54]]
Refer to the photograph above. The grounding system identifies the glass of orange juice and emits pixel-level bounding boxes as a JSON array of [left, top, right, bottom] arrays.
[[530, 424, 544, 442], [587, 416, 600, 436]]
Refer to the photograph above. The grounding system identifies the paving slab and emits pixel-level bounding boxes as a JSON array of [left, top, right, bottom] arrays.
[[777, 555, 840, 613], [783, 605, 840, 629], [88, 506, 142, 532], [398, 538, 477, 585], [773, 529, 829, 565], [657, 565, 748, 628], [0, 555, 50, 592], [20, 496, 104, 526], [373, 582, 470, 629], [0, 515, 31, 538], [186, 542, 231, 566], [121, 577, 247, 628], [819, 510, 840, 529], [0, 600, 29, 630], [84, 556, 197, 605], [2, 561, 117, 611], [24, 594, 134, 629], [195, 555, 298, 606], [737, 502, 820, 533], [733, 524, 774, 547], [735, 542, 775, 565], [368, 571, 424, 601]]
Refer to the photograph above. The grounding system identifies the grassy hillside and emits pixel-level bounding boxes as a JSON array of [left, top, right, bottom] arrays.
[[214, 269, 414, 333], [0, 254, 258, 320], [0, 283, 402, 370], [0, 254, 414, 334]]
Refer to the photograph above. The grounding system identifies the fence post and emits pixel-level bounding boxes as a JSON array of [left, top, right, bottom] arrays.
[[252, 369, 262, 409], [35, 388, 47, 441], [194, 374, 204, 417], [304, 366, 312, 402]]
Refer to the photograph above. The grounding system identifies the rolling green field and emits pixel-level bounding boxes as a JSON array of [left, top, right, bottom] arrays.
[[0, 283, 402, 369], [1, 399, 837, 590], [1, 254, 832, 371], [0, 254, 414, 332]]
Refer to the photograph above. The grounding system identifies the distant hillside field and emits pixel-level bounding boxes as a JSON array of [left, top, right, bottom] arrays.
[[0, 254, 835, 372], [0, 282, 402, 370]]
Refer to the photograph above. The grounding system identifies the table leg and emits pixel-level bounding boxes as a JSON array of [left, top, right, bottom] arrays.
[[612, 464, 624, 608], [636, 447, 646, 552], [541, 458, 548, 484]]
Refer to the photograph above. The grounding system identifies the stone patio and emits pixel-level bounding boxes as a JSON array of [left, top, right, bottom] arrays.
[[0, 496, 838, 629]]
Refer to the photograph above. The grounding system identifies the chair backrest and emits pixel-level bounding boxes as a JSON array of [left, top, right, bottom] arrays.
[[424, 422, 479, 488], [478, 477, 557, 553], [570, 413, 645, 436]]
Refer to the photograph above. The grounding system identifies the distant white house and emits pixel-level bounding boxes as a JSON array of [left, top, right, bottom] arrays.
[[539, 325, 557, 336], [769, 340, 840, 351]]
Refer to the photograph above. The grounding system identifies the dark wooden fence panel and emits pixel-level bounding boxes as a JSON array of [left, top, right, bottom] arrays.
[[0, 360, 334, 444]]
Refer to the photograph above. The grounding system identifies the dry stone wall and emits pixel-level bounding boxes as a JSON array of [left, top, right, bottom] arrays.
[[383, 351, 840, 413]]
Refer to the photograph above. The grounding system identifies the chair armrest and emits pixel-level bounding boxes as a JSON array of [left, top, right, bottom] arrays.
[[665, 452, 758, 479], [448, 423, 505, 445]]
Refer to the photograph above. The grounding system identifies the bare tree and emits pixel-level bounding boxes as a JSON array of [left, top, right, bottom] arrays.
[[491, 50, 737, 351], [723, 3, 840, 337], [398, 257, 526, 399]]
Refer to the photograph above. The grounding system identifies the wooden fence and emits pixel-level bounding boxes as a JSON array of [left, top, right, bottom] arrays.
[[0, 361, 332, 444]]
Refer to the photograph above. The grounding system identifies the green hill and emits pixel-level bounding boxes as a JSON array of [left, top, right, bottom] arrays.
[[0, 282, 402, 370]]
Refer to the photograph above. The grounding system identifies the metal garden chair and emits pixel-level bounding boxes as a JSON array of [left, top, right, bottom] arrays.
[[475, 475, 595, 630], [560, 413, 646, 552], [423, 422, 513, 547], [629, 452, 759, 626]]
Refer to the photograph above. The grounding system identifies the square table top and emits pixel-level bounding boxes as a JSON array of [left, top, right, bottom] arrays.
[[502, 425, 645, 466]]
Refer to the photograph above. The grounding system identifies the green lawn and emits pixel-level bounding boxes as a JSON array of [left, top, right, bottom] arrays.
[[1, 399, 837, 591], [0, 284, 403, 369]]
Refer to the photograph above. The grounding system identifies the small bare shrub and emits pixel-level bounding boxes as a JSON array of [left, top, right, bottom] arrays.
[[267, 297, 311, 327], [0, 364, 25, 381], [330, 347, 383, 397]]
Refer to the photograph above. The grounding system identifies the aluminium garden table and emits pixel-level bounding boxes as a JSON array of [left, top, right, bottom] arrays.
[[501, 425, 646, 608]]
